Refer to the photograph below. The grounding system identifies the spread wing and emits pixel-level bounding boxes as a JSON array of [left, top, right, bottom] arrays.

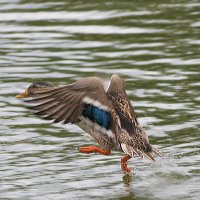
[[107, 94, 138, 134], [25, 77, 114, 125], [106, 75, 138, 135], [106, 75, 162, 160]]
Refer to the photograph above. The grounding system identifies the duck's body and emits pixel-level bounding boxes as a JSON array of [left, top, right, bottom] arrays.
[[16, 74, 160, 173]]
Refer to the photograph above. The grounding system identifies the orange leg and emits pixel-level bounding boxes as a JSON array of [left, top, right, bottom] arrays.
[[79, 146, 111, 155], [121, 155, 132, 174]]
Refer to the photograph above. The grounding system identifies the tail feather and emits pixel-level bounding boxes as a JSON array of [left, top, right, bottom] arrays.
[[152, 146, 163, 158], [144, 152, 156, 161], [131, 148, 141, 157], [121, 143, 162, 162], [121, 143, 134, 157], [133, 148, 144, 159]]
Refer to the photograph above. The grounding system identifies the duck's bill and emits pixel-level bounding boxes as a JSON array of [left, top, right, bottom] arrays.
[[15, 90, 29, 98]]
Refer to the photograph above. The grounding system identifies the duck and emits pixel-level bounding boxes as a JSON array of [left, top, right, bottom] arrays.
[[16, 74, 161, 174]]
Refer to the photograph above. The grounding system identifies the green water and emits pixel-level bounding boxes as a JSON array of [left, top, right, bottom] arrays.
[[0, 0, 199, 199]]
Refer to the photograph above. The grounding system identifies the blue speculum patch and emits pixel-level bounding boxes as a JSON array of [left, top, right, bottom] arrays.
[[82, 104, 111, 129]]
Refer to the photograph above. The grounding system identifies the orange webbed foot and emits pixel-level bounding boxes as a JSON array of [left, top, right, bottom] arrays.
[[121, 155, 132, 174], [79, 146, 111, 155]]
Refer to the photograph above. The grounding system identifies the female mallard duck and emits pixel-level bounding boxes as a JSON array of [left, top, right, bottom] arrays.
[[16, 74, 161, 174]]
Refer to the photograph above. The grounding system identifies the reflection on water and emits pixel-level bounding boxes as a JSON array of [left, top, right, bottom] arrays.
[[122, 174, 133, 186], [0, 0, 200, 200]]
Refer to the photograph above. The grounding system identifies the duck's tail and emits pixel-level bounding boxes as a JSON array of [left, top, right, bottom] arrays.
[[121, 143, 162, 161]]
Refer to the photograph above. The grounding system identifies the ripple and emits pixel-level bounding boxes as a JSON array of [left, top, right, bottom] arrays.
[[0, 24, 164, 34], [0, 0, 200, 200], [0, 10, 157, 22]]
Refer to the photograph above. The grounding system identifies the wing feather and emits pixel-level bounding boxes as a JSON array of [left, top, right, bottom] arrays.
[[25, 77, 114, 125], [106, 75, 160, 160]]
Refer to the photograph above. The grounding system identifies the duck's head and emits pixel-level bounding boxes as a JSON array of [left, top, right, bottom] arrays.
[[15, 82, 54, 98]]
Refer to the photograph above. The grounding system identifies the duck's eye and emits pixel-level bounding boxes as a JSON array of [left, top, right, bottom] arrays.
[[28, 91, 34, 95]]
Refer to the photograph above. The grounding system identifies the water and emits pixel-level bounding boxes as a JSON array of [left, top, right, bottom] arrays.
[[0, 0, 200, 199]]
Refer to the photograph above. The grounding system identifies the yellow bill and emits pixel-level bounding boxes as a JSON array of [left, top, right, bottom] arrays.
[[15, 89, 29, 98]]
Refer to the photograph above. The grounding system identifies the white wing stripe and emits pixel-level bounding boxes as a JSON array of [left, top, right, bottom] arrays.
[[83, 96, 109, 111]]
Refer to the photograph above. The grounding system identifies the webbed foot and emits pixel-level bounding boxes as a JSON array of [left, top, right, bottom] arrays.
[[79, 146, 111, 155], [121, 155, 132, 174]]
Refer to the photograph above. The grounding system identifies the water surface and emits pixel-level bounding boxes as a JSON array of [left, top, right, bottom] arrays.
[[0, 0, 200, 200]]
